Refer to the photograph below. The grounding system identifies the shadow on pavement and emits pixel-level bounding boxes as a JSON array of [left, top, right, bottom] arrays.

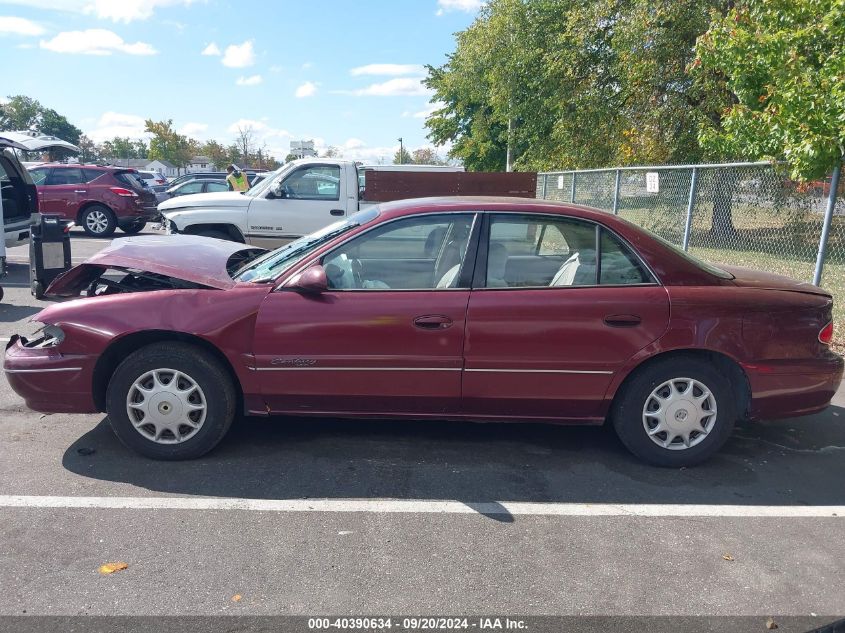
[[62, 404, 845, 512]]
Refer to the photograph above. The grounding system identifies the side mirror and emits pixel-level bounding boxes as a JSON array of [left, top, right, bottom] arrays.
[[287, 265, 328, 295]]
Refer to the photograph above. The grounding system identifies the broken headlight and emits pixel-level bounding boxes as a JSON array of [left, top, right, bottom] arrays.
[[22, 323, 65, 349]]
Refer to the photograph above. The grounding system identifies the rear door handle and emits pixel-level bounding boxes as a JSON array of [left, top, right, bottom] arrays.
[[414, 315, 453, 330], [74, 190, 87, 194], [604, 314, 642, 327], [330, 209, 345, 216]]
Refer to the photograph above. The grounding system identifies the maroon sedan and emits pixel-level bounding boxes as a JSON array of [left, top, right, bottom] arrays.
[[4, 198, 841, 466]]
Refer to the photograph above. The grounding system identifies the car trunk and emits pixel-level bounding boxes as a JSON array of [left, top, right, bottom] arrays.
[[114, 170, 157, 209], [0, 148, 38, 224], [723, 265, 831, 297]]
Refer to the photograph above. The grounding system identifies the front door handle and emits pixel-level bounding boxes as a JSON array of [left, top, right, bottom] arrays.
[[74, 190, 87, 194], [414, 315, 453, 330], [604, 314, 642, 327], [330, 209, 345, 216]]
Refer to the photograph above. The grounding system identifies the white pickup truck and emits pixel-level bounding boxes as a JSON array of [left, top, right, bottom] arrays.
[[159, 158, 535, 248]]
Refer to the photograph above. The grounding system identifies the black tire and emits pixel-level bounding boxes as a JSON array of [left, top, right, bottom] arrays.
[[195, 229, 234, 241], [106, 342, 237, 460], [80, 204, 117, 237], [31, 280, 44, 300], [611, 357, 736, 467], [120, 219, 146, 234]]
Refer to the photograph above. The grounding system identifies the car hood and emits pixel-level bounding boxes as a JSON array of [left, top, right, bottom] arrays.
[[722, 265, 830, 297], [46, 234, 267, 296], [159, 191, 249, 212]]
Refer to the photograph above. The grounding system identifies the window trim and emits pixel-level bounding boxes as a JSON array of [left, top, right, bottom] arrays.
[[475, 211, 660, 290], [314, 211, 481, 292]]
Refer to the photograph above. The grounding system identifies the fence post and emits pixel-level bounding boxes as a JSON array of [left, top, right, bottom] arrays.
[[541, 173, 547, 199], [570, 172, 576, 203], [612, 169, 621, 215], [813, 160, 842, 286], [682, 167, 699, 251]]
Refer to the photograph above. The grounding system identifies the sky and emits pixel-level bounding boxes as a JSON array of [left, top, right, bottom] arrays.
[[0, 0, 485, 163]]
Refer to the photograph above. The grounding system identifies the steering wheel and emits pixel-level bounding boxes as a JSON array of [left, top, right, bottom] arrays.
[[283, 184, 295, 198]]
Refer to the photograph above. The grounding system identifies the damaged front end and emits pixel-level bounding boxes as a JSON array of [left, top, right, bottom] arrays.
[[44, 235, 268, 298]]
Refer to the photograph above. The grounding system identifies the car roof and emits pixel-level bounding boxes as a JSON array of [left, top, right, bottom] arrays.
[[35, 163, 128, 171]]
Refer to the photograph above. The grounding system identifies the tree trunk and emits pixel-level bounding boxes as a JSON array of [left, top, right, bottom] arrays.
[[711, 169, 738, 236]]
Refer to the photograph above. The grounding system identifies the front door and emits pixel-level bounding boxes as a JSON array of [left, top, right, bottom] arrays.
[[253, 212, 478, 415], [246, 163, 347, 248], [462, 213, 670, 422]]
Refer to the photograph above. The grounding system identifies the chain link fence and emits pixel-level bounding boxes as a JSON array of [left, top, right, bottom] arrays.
[[537, 162, 845, 348]]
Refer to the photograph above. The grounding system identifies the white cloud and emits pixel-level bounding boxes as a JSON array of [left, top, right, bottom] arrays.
[[295, 81, 317, 98], [350, 64, 426, 77], [236, 74, 263, 86], [201, 42, 220, 56], [301, 62, 312, 70], [435, 0, 484, 15], [343, 138, 366, 150], [3, 0, 197, 22], [340, 78, 431, 97], [85, 0, 195, 23], [180, 122, 208, 137], [222, 40, 254, 68], [85, 111, 150, 142], [40, 29, 156, 55], [0, 16, 46, 36]]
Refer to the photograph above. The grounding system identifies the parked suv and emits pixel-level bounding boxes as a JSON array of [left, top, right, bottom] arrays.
[[28, 164, 157, 236]]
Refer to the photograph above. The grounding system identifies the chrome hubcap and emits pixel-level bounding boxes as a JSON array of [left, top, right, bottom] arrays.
[[86, 210, 109, 233], [642, 377, 717, 450], [126, 368, 207, 444]]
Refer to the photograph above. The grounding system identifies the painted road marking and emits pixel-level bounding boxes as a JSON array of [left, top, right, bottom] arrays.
[[0, 496, 842, 517]]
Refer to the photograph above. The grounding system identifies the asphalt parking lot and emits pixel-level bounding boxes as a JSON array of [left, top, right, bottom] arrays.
[[0, 229, 843, 630]]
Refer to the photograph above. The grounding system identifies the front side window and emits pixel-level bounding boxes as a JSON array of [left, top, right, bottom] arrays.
[[322, 214, 475, 290], [179, 181, 204, 195], [486, 215, 653, 288], [29, 168, 48, 185], [281, 165, 341, 201], [207, 181, 229, 193]]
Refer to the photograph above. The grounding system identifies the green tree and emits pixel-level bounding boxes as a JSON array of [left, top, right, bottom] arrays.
[[411, 147, 445, 165], [145, 119, 194, 170], [77, 135, 101, 163], [0, 95, 42, 131], [693, 0, 845, 181], [200, 140, 230, 169], [393, 146, 413, 164]]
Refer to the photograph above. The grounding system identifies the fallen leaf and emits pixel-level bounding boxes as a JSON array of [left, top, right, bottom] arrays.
[[766, 617, 778, 629], [98, 562, 128, 575], [231, 594, 242, 602], [722, 554, 735, 561]]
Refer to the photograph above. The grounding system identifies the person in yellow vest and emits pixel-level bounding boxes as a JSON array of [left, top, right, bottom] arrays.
[[226, 164, 250, 192]]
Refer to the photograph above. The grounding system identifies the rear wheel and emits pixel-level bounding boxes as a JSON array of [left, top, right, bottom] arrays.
[[120, 218, 146, 234], [106, 343, 236, 460], [612, 357, 736, 467], [81, 205, 117, 237]]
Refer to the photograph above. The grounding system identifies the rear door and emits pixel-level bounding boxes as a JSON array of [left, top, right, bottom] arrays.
[[246, 163, 346, 248], [462, 213, 670, 422]]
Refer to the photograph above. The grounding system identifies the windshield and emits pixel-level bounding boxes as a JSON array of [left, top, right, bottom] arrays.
[[235, 207, 380, 282], [244, 164, 290, 198]]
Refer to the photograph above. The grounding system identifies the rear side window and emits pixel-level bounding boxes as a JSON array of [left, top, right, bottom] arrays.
[[114, 172, 145, 191], [179, 181, 204, 194], [207, 181, 229, 192], [599, 231, 653, 285], [83, 169, 105, 183]]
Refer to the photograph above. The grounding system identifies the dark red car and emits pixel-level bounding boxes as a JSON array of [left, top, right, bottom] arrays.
[[28, 164, 158, 236], [4, 198, 841, 466]]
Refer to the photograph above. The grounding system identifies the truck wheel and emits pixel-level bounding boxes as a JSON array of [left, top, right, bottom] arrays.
[[31, 280, 44, 300], [611, 357, 736, 467], [81, 205, 117, 237], [106, 342, 237, 460], [196, 229, 233, 241]]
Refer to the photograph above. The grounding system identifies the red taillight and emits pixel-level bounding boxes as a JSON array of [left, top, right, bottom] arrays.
[[819, 321, 834, 345], [109, 187, 138, 198]]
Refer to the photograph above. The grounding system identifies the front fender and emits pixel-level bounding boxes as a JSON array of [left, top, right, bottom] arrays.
[[162, 206, 250, 235]]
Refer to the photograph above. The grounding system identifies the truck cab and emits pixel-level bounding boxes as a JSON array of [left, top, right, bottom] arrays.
[[160, 159, 362, 248]]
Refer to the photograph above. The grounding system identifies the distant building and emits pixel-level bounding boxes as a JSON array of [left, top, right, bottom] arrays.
[[110, 158, 149, 169], [146, 159, 178, 178], [289, 140, 316, 159], [187, 156, 214, 173]]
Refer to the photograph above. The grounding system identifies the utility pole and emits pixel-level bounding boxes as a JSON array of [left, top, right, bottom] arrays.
[[398, 137, 403, 164]]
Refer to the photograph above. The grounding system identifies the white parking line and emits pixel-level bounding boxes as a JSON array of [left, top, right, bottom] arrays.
[[0, 496, 842, 517]]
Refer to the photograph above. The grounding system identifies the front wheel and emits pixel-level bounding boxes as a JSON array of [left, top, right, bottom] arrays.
[[81, 205, 117, 237], [106, 343, 237, 460], [611, 357, 736, 467]]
